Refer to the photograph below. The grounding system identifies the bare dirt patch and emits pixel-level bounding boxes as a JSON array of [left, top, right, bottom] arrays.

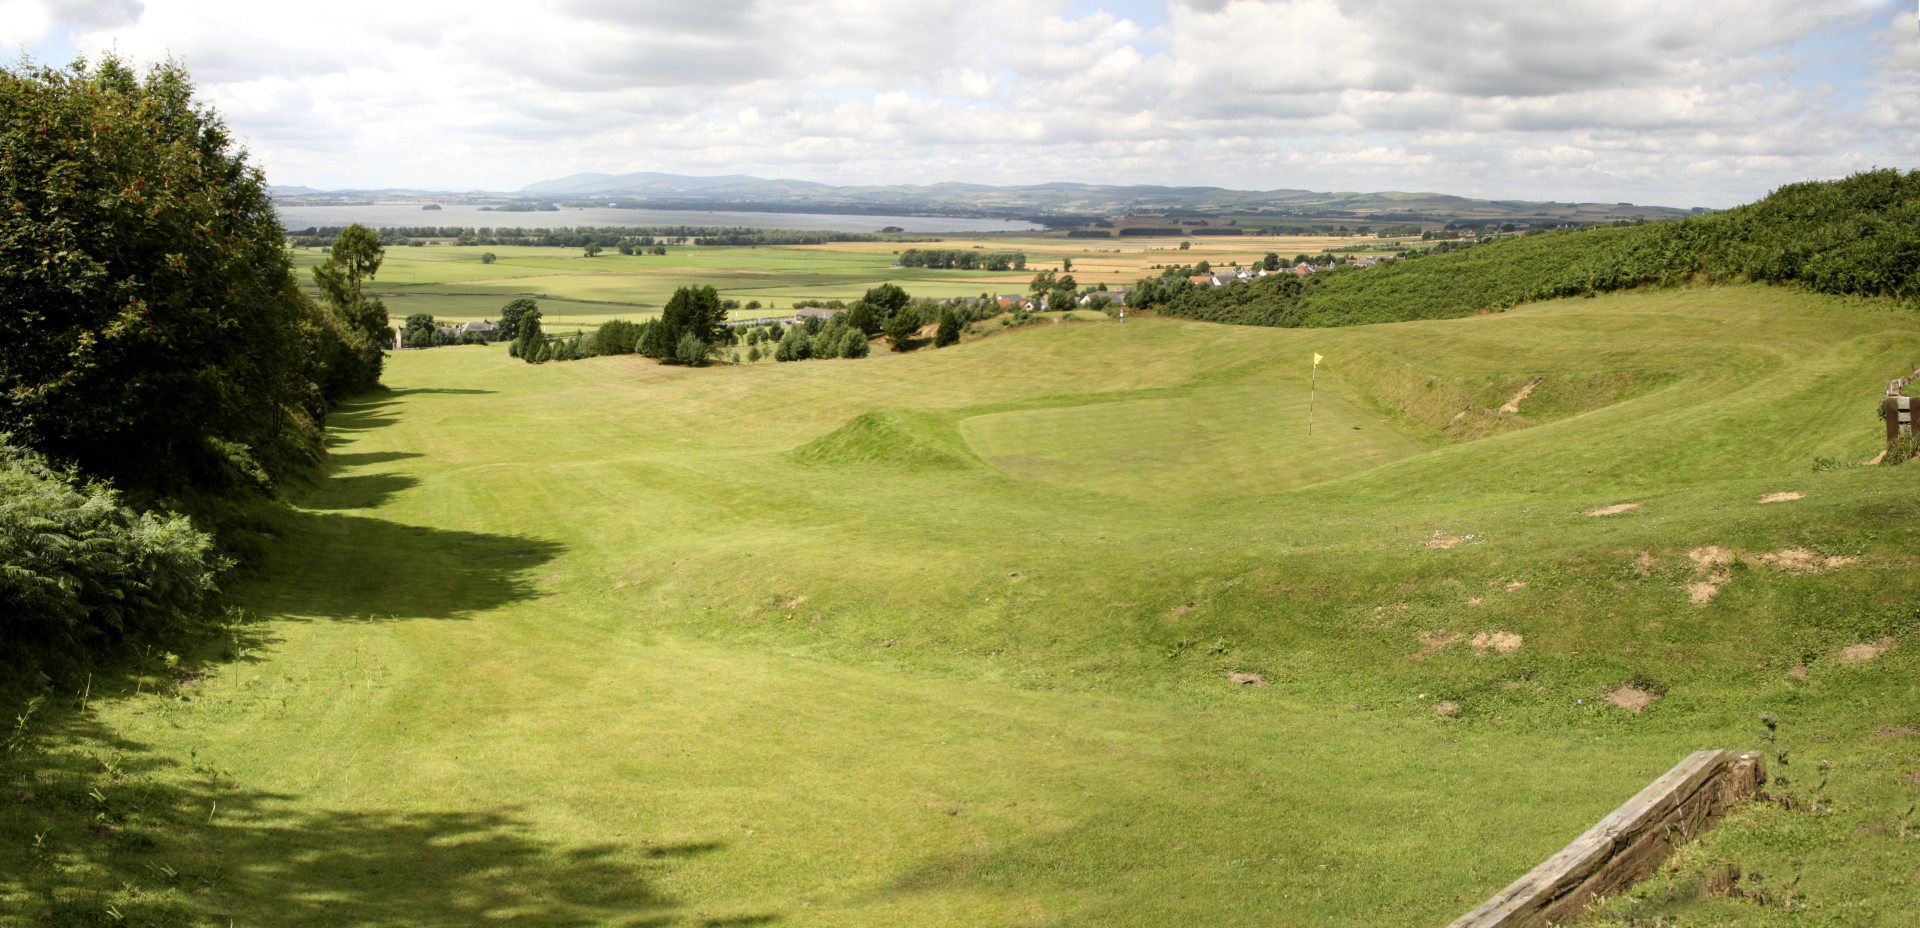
[[1168, 602, 1196, 620], [1586, 502, 1642, 517], [1686, 546, 1735, 605], [1227, 671, 1267, 686], [1751, 547, 1855, 573], [1876, 725, 1918, 738], [1498, 377, 1544, 415], [1606, 685, 1660, 714], [1426, 532, 1471, 550], [1470, 631, 1524, 655], [782, 594, 809, 610], [1410, 631, 1461, 661], [1838, 638, 1896, 663], [1504, 580, 1528, 592], [1786, 666, 1809, 680], [1634, 550, 1659, 577], [1759, 491, 1804, 504], [1465, 596, 1484, 607], [1433, 700, 1462, 718]]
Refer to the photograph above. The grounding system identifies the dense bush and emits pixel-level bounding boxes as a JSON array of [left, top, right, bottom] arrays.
[[0, 58, 368, 497], [0, 439, 222, 657], [1139, 170, 1920, 328]]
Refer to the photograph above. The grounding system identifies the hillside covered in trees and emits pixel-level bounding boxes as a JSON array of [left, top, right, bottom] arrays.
[[1131, 170, 1920, 327]]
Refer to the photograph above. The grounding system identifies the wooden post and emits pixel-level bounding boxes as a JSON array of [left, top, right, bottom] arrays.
[[1448, 750, 1766, 928]]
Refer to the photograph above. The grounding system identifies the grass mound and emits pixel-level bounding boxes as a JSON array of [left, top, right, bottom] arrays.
[[791, 408, 979, 470]]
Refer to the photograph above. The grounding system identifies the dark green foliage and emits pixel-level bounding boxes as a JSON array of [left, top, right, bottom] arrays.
[[481, 252, 497, 264], [644, 286, 727, 363], [514, 311, 545, 364], [896, 249, 1027, 271], [774, 326, 810, 362], [0, 57, 351, 499], [1140, 170, 1920, 329], [884, 306, 922, 351], [845, 301, 878, 336], [497, 298, 538, 341], [0, 438, 222, 656], [310, 224, 389, 389], [861, 284, 911, 318], [934, 308, 961, 347], [592, 319, 639, 356], [673, 331, 708, 366]]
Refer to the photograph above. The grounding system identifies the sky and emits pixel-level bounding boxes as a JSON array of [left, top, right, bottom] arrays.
[[3, 0, 1915, 207]]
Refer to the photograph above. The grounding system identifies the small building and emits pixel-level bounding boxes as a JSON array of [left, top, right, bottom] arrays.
[[461, 319, 499, 339], [793, 307, 838, 323]]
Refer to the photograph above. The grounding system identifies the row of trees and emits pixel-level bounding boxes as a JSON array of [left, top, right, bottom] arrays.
[[895, 249, 1028, 270], [287, 226, 912, 249]]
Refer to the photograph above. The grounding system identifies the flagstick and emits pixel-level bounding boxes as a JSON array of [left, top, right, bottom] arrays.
[[1308, 361, 1318, 436]]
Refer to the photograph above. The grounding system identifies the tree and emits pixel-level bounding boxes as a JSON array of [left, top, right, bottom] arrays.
[[1028, 269, 1057, 296], [884, 306, 922, 351], [498, 298, 538, 341], [635, 320, 666, 358], [674, 331, 708, 366], [934, 308, 962, 347], [481, 252, 498, 264], [1263, 252, 1281, 271], [648, 286, 727, 363], [583, 243, 602, 257], [0, 56, 349, 498], [774, 326, 810, 361], [514, 310, 545, 364], [845, 301, 879, 336], [1062, 257, 1073, 272], [310, 224, 391, 392], [1179, 241, 1192, 250]]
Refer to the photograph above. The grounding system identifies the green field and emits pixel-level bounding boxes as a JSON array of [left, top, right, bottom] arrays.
[[11, 285, 1920, 926], [291, 234, 1405, 331]]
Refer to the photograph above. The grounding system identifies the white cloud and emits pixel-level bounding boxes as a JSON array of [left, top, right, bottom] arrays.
[[0, 0, 1906, 206]]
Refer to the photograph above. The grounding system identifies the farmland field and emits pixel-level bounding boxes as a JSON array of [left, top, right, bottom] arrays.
[[11, 283, 1917, 926], [291, 233, 1405, 330]]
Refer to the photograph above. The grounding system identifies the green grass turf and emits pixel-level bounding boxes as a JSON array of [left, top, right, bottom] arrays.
[[293, 245, 1034, 327], [7, 284, 1918, 926]]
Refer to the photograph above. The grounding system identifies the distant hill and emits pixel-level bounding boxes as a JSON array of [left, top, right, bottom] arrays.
[[512, 171, 1698, 223]]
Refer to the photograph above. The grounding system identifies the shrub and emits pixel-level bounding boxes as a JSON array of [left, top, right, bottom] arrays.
[[0, 439, 223, 656]]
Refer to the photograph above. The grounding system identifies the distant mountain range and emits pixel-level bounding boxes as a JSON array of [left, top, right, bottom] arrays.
[[272, 172, 1704, 226]]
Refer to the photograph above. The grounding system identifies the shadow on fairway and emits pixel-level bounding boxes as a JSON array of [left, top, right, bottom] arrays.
[[1, 712, 721, 928], [241, 509, 565, 623], [326, 450, 424, 468]]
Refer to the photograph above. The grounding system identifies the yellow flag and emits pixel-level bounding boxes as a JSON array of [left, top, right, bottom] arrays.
[[1313, 352, 1324, 366]]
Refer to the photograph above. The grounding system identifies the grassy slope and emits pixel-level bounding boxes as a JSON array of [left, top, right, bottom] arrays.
[[7, 285, 1918, 927]]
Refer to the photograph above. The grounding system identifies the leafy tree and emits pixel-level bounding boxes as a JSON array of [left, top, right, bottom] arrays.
[[674, 331, 708, 366], [647, 286, 727, 363], [497, 298, 538, 340], [583, 243, 602, 257], [884, 306, 922, 351], [1028, 269, 1058, 296], [1263, 252, 1281, 271], [312, 223, 390, 388], [593, 319, 639, 356], [774, 326, 810, 361], [845, 301, 879, 336], [747, 345, 762, 362], [934, 308, 962, 347], [1179, 241, 1192, 250], [1062, 257, 1073, 272], [860, 283, 911, 321], [0, 56, 349, 498], [841, 329, 871, 358], [481, 252, 497, 264], [514, 310, 545, 364]]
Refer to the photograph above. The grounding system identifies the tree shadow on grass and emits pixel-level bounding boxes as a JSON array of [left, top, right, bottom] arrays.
[[2, 712, 716, 928], [383, 387, 497, 396], [326, 450, 424, 468], [242, 508, 564, 622]]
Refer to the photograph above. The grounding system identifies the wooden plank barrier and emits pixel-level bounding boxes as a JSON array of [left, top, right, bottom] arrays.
[[1448, 749, 1766, 928]]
